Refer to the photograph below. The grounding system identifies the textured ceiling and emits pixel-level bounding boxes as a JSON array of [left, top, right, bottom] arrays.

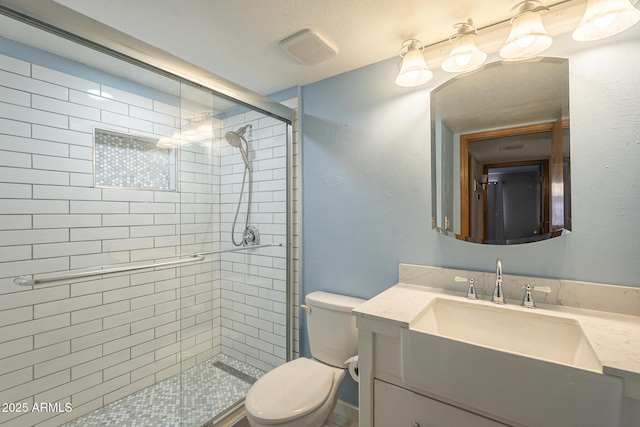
[[431, 58, 569, 135], [51, 0, 527, 95]]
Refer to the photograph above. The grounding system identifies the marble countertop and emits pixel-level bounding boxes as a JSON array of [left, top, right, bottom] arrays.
[[353, 282, 640, 383]]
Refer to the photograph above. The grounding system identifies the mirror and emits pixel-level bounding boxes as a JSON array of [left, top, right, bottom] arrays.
[[431, 57, 571, 245]]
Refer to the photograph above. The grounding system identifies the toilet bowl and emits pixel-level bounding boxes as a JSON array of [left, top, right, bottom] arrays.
[[245, 291, 365, 427], [245, 358, 345, 427]]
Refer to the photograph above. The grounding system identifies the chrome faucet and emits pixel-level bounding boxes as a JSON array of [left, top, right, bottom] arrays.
[[492, 258, 506, 304]]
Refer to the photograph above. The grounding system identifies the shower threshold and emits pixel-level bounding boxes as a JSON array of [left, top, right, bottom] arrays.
[[60, 354, 264, 427]]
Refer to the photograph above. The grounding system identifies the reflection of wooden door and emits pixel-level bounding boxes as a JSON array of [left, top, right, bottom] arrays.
[[460, 121, 569, 241]]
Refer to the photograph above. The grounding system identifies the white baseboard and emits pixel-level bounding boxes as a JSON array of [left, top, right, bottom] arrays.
[[334, 400, 359, 425]]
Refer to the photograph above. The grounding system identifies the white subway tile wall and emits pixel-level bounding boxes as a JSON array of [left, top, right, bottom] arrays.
[[219, 110, 289, 372], [0, 49, 292, 427]]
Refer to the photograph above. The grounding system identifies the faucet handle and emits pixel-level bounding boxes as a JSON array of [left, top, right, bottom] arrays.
[[455, 276, 479, 300], [520, 284, 553, 308], [521, 284, 552, 293]]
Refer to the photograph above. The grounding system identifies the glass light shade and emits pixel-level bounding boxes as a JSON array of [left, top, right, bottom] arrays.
[[157, 137, 176, 148], [499, 11, 553, 60], [196, 123, 215, 139], [441, 35, 487, 73], [573, 0, 640, 41], [395, 47, 433, 87], [183, 128, 199, 141]]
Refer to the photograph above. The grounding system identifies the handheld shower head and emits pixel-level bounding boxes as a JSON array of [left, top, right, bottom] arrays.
[[225, 124, 256, 247], [224, 124, 252, 169], [225, 124, 251, 148], [225, 130, 242, 148]]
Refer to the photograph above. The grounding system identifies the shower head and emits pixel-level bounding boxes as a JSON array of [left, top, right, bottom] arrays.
[[224, 124, 252, 169], [225, 131, 242, 148], [225, 124, 251, 148]]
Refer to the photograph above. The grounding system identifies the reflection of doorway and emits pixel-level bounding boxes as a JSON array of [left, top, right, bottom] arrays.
[[460, 120, 569, 243], [483, 161, 548, 244]]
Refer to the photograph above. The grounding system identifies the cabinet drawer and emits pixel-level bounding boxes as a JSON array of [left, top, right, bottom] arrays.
[[374, 379, 507, 427]]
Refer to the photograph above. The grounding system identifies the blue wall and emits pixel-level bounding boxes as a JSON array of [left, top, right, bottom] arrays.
[[300, 26, 640, 406]]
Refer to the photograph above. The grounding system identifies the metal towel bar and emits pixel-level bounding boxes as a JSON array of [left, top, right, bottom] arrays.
[[14, 254, 205, 286], [13, 243, 284, 286]]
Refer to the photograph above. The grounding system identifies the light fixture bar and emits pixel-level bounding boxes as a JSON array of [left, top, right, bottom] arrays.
[[394, 0, 579, 86], [394, 0, 638, 84], [418, 0, 576, 53]]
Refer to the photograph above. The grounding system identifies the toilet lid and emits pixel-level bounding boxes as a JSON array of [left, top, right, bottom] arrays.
[[245, 358, 334, 424]]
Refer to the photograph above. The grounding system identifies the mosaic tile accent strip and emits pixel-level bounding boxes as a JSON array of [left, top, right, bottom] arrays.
[[94, 128, 176, 190], [60, 354, 264, 427]]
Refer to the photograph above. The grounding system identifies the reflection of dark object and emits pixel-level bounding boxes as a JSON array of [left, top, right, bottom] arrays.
[[487, 166, 540, 244]]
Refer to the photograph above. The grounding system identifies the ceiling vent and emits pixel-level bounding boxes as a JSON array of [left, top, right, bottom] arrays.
[[279, 29, 338, 66]]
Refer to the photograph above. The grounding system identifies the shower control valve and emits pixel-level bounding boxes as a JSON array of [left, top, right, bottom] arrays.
[[242, 225, 260, 246]]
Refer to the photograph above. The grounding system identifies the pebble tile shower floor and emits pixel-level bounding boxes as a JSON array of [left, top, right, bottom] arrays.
[[60, 354, 264, 427]]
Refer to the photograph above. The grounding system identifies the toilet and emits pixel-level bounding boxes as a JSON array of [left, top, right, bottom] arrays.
[[245, 291, 365, 427]]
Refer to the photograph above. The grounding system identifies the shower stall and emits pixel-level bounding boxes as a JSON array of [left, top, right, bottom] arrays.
[[0, 7, 294, 427]]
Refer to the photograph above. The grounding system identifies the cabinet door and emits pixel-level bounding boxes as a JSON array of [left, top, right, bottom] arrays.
[[374, 380, 508, 427]]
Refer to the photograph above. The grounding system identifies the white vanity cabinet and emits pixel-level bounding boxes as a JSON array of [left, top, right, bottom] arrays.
[[353, 266, 640, 427], [374, 379, 507, 427], [356, 317, 512, 427]]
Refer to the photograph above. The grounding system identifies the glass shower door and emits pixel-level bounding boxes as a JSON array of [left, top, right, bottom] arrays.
[[0, 9, 290, 427], [176, 84, 291, 426]]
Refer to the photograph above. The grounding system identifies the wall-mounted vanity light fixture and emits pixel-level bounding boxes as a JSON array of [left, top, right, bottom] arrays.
[[441, 19, 487, 73], [572, 0, 640, 41], [394, 0, 640, 87], [395, 39, 433, 87]]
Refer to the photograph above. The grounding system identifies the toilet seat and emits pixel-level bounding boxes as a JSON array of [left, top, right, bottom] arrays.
[[245, 358, 335, 424]]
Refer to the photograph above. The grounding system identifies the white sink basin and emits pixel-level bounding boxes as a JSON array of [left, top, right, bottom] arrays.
[[411, 297, 601, 371], [400, 297, 623, 427]]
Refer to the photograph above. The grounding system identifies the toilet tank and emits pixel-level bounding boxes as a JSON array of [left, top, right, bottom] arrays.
[[305, 291, 366, 368]]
